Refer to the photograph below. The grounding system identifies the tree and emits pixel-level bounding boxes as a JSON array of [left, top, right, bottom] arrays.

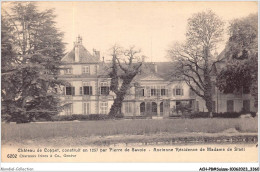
[[108, 45, 142, 118], [1, 2, 65, 122], [168, 10, 224, 117], [217, 14, 258, 108]]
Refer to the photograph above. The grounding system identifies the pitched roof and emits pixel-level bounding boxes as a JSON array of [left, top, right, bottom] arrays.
[[97, 61, 175, 82], [61, 44, 100, 63]]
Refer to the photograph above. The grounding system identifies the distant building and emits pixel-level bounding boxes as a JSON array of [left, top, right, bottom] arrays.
[[58, 37, 256, 116]]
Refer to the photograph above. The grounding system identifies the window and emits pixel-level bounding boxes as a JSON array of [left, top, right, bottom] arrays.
[[151, 88, 157, 96], [100, 102, 108, 114], [80, 87, 82, 95], [65, 87, 75, 95], [125, 102, 132, 114], [83, 86, 92, 95], [139, 89, 145, 97], [243, 100, 250, 112], [227, 100, 234, 112], [161, 89, 166, 96], [152, 102, 157, 113], [160, 102, 163, 113], [64, 68, 72, 74], [83, 66, 90, 74], [101, 86, 109, 95], [174, 88, 184, 96], [83, 103, 90, 115], [100, 82, 109, 95], [140, 102, 145, 114], [65, 104, 73, 115], [176, 89, 181, 95]]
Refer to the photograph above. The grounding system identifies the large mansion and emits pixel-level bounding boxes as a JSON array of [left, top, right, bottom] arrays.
[[59, 37, 256, 117]]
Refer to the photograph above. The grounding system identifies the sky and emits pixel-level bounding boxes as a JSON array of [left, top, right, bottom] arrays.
[[2, 1, 258, 62]]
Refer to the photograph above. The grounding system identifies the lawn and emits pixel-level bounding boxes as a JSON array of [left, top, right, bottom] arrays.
[[2, 118, 257, 145]]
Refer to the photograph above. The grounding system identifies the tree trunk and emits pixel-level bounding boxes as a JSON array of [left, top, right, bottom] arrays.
[[203, 46, 213, 118], [108, 79, 131, 117]]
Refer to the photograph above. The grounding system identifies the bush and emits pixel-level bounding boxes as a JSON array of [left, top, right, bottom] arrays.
[[190, 112, 209, 118], [50, 114, 110, 121], [250, 112, 257, 117], [87, 114, 109, 120], [190, 112, 242, 118], [214, 112, 241, 118]]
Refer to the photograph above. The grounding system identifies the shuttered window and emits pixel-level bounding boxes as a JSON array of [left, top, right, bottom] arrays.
[[83, 86, 92, 95], [65, 87, 75, 95]]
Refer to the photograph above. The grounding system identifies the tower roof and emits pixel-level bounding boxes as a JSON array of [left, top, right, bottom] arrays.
[[61, 36, 100, 63]]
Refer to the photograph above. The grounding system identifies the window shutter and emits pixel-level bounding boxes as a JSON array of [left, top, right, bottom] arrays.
[[106, 86, 109, 95], [80, 87, 82, 95], [173, 89, 175, 96], [181, 89, 184, 96], [90, 86, 93, 95], [72, 87, 75, 95], [63, 87, 65, 95], [166, 89, 168, 96]]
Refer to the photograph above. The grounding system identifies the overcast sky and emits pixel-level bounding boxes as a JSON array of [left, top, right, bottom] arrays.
[[3, 1, 258, 62]]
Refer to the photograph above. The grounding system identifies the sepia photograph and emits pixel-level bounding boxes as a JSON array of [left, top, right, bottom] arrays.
[[1, 1, 259, 170]]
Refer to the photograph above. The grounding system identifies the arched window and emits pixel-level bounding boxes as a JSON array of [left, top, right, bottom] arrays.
[[140, 102, 145, 115], [160, 102, 163, 112]]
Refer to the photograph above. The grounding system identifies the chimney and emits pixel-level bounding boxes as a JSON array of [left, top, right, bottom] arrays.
[[74, 35, 82, 62], [153, 63, 157, 73], [93, 49, 100, 61]]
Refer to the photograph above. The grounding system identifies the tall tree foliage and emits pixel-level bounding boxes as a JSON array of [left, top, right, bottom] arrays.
[[108, 45, 142, 117], [1, 2, 65, 122], [217, 14, 258, 107], [168, 10, 224, 117]]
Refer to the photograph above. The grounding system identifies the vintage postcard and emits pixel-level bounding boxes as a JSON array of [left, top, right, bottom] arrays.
[[1, 1, 259, 171]]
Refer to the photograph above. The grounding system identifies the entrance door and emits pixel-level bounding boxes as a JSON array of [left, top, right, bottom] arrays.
[[152, 102, 157, 116], [160, 102, 163, 116]]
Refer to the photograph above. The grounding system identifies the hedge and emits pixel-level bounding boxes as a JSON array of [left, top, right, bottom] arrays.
[[190, 111, 256, 118]]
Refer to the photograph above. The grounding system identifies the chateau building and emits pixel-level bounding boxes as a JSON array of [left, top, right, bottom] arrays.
[[59, 37, 256, 116]]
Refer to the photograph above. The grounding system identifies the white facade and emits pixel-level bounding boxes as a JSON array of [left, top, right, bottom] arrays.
[[59, 37, 256, 116]]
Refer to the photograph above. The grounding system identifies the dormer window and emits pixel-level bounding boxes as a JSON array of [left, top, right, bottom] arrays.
[[83, 66, 90, 74], [176, 89, 181, 95], [64, 68, 72, 74], [173, 87, 184, 96]]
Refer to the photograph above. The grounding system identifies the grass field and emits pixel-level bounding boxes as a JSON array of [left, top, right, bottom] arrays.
[[2, 118, 257, 145]]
